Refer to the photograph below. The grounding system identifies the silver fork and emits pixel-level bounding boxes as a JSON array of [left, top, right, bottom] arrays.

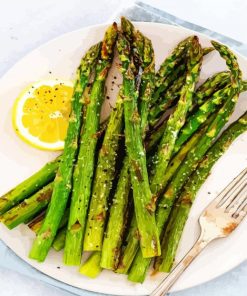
[[151, 167, 247, 296]]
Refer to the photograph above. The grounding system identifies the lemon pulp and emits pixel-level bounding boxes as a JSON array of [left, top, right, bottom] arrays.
[[13, 80, 74, 150]]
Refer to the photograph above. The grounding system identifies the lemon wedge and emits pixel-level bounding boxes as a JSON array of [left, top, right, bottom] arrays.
[[12, 80, 74, 151]]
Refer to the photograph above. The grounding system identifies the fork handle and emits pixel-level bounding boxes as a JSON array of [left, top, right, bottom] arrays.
[[150, 238, 210, 296]]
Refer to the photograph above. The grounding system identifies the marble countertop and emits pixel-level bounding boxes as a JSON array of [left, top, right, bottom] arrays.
[[0, 0, 246, 295]]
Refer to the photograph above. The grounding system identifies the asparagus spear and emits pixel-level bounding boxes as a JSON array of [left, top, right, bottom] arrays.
[[126, 43, 242, 279], [52, 227, 67, 251], [151, 63, 186, 109], [154, 40, 242, 256], [202, 47, 214, 55], [172, 85, 232, 155], [0, 183, 53, 229], [100, 157, 131, 269], [28, 211, 46, 234], [79, 252, 102, 278], [174, 77, 247, 155], [150, 36, 203, 197], [29, 42, 102, 262], [194, 71, 230, 105], [115, 215, 139, 274], [128, 88, 243, 283], [145, 119, 168, 153], [101, 20, 157, 269], [148, 74, 186, 127], [154, 36, 193, 91], [118, 114, 215, 275], [0, 158, 59, 215], [148, 77, 247, 152], [30, 208, 69, 234], [83, 91, 124, 251], [120, 17, 156, 135], [29, 209, 69, 251], [138, 34, 155, 136], [117, 31, 160, 258], [101, 24, 156, 268], [156, 111, 247, 273], [64, 24, 118, 265], [151, 47, 214, 116]]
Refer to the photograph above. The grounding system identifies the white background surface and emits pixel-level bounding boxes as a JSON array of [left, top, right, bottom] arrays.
[[0, 0, 246, 295]]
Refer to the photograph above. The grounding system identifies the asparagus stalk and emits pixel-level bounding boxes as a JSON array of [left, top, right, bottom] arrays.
[[156, 111, 247, 273], [0, 158, 59, 215], [101, 20, 156, 269], [101, 28, 155, 267], [151, 47, 214, 117], [194, 71, 230, 105], [147, 77, 247, 154], [100, 157, 131, 269], [28, 212, 46, 234], [29, 42, 102, 262], [115, 215, 139, 274], [145, 119, 168, 153], [117, 30, 160, 258], [138, 34, 155, 136], [150, 36, 203, 197], [149, 70, 230, 128], [29, 208, 69, 233], [151, 63, 186, 109], [172, 85, 232, 155], [154, 36, 193, 90], [29, 209, 69, 251], [202, 47, 214, 55], [118, 114, 215, 276], [126, 43, 242, 280], [174, 77, 247, 155], [79, 252, 102, 278], [52, 227, 67, 251], [83, 91, 124, 251], [64, 24, 118, 265], [154, 40, 242, 256], [101, 20, 157, 269], [0, 183, 53, 229], [128, 88, 243, 283], [148, 74, 186, 127]]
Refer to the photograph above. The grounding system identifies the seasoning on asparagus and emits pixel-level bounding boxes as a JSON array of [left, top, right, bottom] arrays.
[[127, 41, 242, 281], [100, 156, 131, 269], [64, 23, 118, 265], [156, 111, 247, 273], [154, 40, 242, 259], [194, 71, 230, 105], [148, 74, 186, 127], [172, 85, 232, 155], [29, 41, 102, 262], [0, 157, 59, 215], [83, 90, 124, 251], [115, 215, 139, 274], [29, 209, 69, 251], [0, 183, 53, 229], [150, 36, 203, 197], [117, 28, 160, 258], [153, 36, 194, 104], [119, 114, 215, 276]]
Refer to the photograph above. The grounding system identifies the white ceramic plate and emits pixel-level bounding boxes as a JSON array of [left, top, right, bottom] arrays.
[[0, 22, 246, 296]]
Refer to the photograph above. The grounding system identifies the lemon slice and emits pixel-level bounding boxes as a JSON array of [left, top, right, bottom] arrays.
[[13, 80, 74, 151]]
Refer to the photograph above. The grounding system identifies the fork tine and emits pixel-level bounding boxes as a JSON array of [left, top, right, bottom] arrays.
[[233, 203, 247, 221], [216, 168, 247, 207], [231, 187, 247, 218], [224, 178, 247, 210]]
